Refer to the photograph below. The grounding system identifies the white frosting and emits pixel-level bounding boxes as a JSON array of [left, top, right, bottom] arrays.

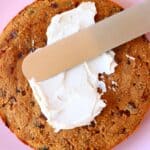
[[47, 2, 96, 45], [29, 2, 118, 132]]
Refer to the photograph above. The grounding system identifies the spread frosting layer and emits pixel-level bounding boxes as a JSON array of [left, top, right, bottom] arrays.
[[29, 2, 117, 132]]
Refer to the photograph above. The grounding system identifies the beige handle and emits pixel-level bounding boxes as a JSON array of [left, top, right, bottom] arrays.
[[22, 0, 150, 82]]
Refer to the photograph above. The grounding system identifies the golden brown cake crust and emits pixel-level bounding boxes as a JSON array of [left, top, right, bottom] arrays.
[[0, 0, 150, 149]]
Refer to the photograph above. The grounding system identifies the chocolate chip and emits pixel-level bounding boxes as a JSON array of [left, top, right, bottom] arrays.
[[112, 121, 115, 125], [137, 55, 141, 60], [119, 110, 130, 117], [119, 128, 126, 134], [35, 121, 45, 129], [127, 102, 137, 115], [90, 121, 96, 127], [98, 73, 102, 77], [21, 90, 26, 96], [9, 96, 17, 109], [75, 1, 79, 7], [124, 110, 130, 117], [29, 47, 36, 52], [102, 134, 105, 138], [145, 62, 149, 67], [98, 73, 104, 80], [94, 130, 100, 134], [30, 101, 35, 107], [38, 146, 49, 150], [50, 2, 58, 8], [18, 52, 23, 59], [116, 106, 119, 110], [9, 31, 17, 40], [127, 59, 131, 65], [141, 88, 149, 101], [28, 9, 35, 15], [110, 111, 114, 116], [119, 110, 124, 116], [128, 102, 136, 109], [132, 83, 136, 86], [40, 113, 47, 120], [34, 115, 46, 129], [9, 96, 17, 104], [97, 87, 102, 93], [16, 88, 26, 96], [16, 88, 21, 93], [5, 119, 9, 127]]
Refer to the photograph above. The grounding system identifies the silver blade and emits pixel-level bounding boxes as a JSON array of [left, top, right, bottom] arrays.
[[22, 0, 150, 82]]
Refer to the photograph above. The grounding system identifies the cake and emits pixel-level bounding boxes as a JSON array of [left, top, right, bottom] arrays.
[[0, 0, 149, 149]]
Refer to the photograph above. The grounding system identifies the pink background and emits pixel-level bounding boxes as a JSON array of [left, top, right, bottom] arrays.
[[0, 0, 150, 150]]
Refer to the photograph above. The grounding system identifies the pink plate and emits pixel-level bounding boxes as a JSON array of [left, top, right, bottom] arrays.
[[0, 0, 150, 150]]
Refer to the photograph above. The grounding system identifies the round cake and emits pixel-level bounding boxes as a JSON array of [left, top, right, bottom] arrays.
[[0, 0, 150, 149]]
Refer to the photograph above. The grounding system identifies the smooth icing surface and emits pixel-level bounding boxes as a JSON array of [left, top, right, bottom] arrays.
[[30, 2, 117, 132]]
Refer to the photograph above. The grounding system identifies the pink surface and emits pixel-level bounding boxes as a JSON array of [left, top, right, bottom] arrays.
[[0, 0, 150, 150]]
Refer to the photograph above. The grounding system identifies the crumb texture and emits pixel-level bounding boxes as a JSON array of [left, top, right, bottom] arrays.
[[0, 0, 150, 150]]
